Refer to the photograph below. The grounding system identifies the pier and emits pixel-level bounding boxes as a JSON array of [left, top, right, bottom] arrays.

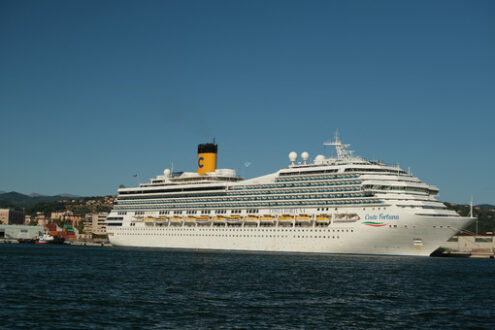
[[436, 234, 495, 258]]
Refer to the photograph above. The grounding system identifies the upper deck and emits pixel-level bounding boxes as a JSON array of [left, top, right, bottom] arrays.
[[114, 135, 440, 214]]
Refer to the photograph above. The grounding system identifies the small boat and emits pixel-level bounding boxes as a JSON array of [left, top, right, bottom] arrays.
[[227, 215, 243, 224], [36, 233, 53, 244], [36, 233, 65, 245], [277, 215, 294, 226], [196, 215, 211, 223], [316, 214, 331, 222], [296, 214, 312, 221], [260, 215, 276, 224], [334, 213, 360, 223], [169, 216, 183, 226]]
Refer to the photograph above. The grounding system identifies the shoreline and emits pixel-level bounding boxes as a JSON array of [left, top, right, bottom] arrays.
[[0, 238, 111, 247]]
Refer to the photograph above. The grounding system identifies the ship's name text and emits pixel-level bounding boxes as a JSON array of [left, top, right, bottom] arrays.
[[365, 214, 400, 221]]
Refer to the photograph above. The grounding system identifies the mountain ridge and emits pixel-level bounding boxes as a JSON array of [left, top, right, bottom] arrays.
[[476, 204, 495, 210], [0, 191, 85, 206]]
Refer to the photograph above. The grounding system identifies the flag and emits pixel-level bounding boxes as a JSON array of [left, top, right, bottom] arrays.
[[132, 174, 137, 177]]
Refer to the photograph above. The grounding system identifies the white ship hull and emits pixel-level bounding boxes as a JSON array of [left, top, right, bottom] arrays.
[[107, 212, 474, 256]]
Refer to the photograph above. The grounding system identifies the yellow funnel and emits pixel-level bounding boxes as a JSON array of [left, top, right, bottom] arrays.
[[197, 143, 217, 175]]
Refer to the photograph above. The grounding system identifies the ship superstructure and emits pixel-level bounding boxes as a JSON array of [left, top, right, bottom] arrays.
[[106, 135, 475, 256]]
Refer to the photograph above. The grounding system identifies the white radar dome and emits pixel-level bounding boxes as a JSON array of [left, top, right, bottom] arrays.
[[289, 151, 297, 163], [164, 169, 171, 177], [314, 154, 325, 164], [301, 152, 309, 163]]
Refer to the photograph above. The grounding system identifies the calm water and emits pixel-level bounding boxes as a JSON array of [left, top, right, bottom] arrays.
[[1, 245, 494, 329]]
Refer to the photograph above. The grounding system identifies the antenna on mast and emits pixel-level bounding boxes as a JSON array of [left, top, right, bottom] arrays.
[[323, 130, 357, 160], [469, 196, 473, 218]]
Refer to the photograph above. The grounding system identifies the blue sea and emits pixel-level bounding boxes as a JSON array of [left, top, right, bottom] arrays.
[[1, 244, 494, 329]]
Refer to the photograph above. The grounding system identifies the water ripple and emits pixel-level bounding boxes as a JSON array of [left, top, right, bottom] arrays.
[[1, 245, 494, 329]]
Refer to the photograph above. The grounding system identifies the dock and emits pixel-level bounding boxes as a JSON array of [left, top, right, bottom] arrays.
[[435, 234, 495, 258]]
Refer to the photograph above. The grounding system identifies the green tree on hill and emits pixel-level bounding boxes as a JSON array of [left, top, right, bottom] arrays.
[[444, 203, 495, 234]]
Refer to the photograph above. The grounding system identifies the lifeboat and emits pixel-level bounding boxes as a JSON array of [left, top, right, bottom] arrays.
[[196, 215, 211, 223], [213, 215, 226, 222], [144, 216, 155, 222], [158, 216, 169, 221], [316, 214, 331, 222], [185, 216, 197, 221], [334, 213, 360, 223], [169, 216, 182, 226], [260, 215, 275, 224], [242, 215, 258, 226], [227, 215, 243, 224], [277, 214, 294, 226], [278, 214, 294, 226], [295, 214, 311, 221], [295, 214, 312, 227]]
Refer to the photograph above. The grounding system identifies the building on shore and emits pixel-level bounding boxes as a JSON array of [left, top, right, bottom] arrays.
[[0, 224, 43, 240], [50, 210, 82, 227], [83, 212, 108, 237], [0, 208, 25, 225], [32, 212, 49, 226], [442, 234, 495, 254]]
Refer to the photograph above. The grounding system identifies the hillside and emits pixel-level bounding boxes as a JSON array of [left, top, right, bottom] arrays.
[[444, 203, 495, 234], [476, 204, 495, 211], [0, 191, 84, 206]]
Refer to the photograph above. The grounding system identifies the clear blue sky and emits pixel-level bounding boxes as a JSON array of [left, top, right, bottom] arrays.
[[1, 0, 494, 204]]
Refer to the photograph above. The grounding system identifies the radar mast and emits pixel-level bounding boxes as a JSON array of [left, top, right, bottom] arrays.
[[323, 131, 359, 161]]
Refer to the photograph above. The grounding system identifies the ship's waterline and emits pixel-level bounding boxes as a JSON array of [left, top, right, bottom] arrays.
[[106, 135, 475, 256]]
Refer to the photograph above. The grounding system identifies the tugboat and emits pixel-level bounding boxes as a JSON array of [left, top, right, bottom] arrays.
[[36, 232, 65, 245]]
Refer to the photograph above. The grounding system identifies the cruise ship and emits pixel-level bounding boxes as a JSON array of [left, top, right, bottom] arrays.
[[106, 135, 475, 256]]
